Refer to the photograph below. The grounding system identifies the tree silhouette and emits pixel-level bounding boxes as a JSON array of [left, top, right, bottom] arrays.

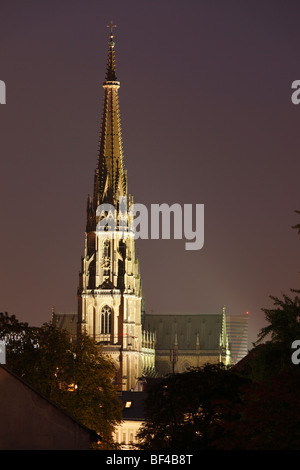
[[137, 364, 248, 450]]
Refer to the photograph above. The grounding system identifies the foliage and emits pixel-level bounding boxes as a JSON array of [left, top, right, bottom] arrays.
[[243, 290, 300, 383], [256, 290, 300, 346], [137, 364, 248, 450], [215, 368, 300, 450], [0, 313, 122, 449], [250, 211, 300, 381], [0, 311, 40, 381], [56, 332, 123, 449]]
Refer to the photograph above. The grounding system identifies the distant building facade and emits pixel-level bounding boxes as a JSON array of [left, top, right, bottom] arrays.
[[143, 311, 231, 375], [52, 308, 231, 380], [226, 312, 249, 364]]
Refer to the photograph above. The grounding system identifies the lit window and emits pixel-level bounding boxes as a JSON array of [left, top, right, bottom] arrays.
[[125, 401, 132, 408]]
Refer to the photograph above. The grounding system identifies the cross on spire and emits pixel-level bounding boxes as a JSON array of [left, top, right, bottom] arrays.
[[107, 21, 117, 38]]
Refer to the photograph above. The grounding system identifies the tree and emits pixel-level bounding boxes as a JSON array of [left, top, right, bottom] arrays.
[[250, 211, 300, 380], [256, 290, 300, 346], [0, 311, 40, 380], [215, 368, 300, 450], [57, 332, 123, 449], [0, 313, 122, 449], [137, 364, 248, 450], [0, 313, 74, 397]]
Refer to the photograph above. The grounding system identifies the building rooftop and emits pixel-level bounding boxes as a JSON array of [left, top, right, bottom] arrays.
[[120, 391, 146, 421], [144, 312, 225, 351]]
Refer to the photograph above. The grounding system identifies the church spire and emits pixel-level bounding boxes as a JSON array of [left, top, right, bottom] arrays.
[[78, 24, 145, 392], [106, 21, 117, 81], [93, 21, 127, 211]]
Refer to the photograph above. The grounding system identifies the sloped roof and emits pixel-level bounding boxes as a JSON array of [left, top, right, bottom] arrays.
[[0, 365, 99, 449], [144, 313, 224, 351], [52, 312, 77, 338], [121, 391, 146, 421]]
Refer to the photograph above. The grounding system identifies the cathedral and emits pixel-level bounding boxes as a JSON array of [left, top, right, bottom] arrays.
[[52, 24, 231, 391]]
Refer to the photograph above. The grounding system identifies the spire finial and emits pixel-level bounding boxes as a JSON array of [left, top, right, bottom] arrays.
[[104, 20, 118, 81], [107, 20, 117, 39]]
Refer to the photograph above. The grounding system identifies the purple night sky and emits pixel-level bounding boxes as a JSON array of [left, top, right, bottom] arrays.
[[1, 1, 300, 348]]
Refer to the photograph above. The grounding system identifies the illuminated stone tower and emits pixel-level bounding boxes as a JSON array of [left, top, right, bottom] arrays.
[[77, 23, 147, 391]]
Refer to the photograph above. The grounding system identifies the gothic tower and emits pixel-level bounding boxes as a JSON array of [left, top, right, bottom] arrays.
[[77, 23, 144, 391]]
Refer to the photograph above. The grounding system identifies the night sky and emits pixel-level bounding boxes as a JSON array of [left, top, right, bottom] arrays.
[[1, 1, 300, 348]]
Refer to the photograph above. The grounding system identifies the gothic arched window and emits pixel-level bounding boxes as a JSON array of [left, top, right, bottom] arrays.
[[101, 305, 112, 334]]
